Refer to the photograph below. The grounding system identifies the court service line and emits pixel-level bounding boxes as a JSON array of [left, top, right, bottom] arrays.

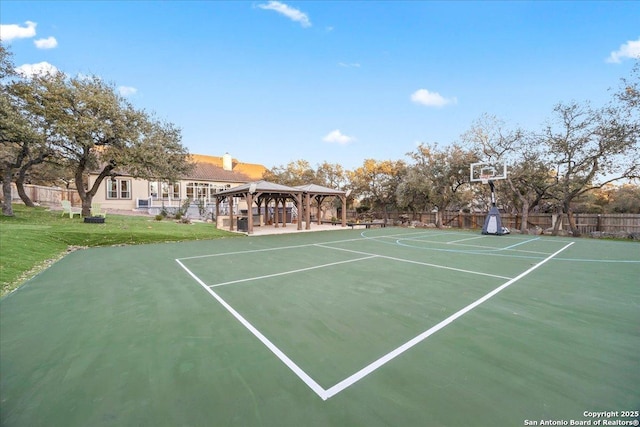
[[175, 259, 329, 400], [322, 240, 575, 400], [446, 235, 487, 244], [178, 236, 376, 261], [314, 244, 512, 280], [500, 237, 541, 250], [208, 256, 378, 288]]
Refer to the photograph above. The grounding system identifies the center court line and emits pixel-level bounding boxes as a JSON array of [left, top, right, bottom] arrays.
[[322, 240, 575, 399], [314, 244, 512, 280], [209, 255, 378, 288]]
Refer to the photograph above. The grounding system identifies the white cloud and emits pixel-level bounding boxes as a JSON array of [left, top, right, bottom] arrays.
[[338, 62, 361, 68], [257, 1, 311, 27], [606, 38, 640, 63], [34, 36, 58, 49], [323, 129, 355, 145], [410, 89, 457, 107], [15, 62, 58, 78], [0, 21, 37, 41], [118, 86, 138, 97]]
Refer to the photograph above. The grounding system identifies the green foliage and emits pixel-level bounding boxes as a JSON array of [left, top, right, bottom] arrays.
[[0, 204, 237, 296], [196, 198, 206, 217], [154, 214, 164, 221], [177, 198, 191, 217]]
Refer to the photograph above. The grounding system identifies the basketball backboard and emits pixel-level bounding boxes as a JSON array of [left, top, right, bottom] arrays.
[[470, 161, 507, 183]]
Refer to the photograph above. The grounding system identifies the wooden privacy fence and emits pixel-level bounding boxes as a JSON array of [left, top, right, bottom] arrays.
[[8, 183, 81, 206], [374, 211, 640, 234]]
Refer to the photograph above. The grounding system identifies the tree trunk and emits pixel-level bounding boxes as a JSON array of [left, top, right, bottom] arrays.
[[2, 170, 14, 216], [15, 169, 35, 207], [435, 209, 442, 228], [565, 201, 581, 237], [520, 199, 530, 233], [552, 207, 563, 236]]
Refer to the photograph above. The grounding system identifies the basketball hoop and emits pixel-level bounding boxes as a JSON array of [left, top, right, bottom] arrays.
[[480, 174, 492, 185]]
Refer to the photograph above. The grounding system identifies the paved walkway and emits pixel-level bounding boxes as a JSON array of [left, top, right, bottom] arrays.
[[228, 222, 351, 236]]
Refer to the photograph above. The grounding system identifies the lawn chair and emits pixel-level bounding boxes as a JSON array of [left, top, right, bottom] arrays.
[[61, 200, 81, 218], [91, 203, 107, 218]]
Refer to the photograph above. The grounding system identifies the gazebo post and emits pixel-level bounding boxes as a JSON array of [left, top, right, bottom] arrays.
[[316, 195, 324, 225], [305, 192, 311, 230], [274, 198, 279, 228], [246, 192, 253, 234], [296, 193, 302, 230], [229, 196, 234, 231], [256, 197, 263, 226], [281, 197, 286, 228], [341, 195, 347, 227]]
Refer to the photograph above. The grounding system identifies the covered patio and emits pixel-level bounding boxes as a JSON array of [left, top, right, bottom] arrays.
[[214, 180, 348, 235]]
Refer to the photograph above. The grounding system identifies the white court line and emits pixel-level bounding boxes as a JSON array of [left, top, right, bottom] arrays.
[[501, 237, 541, 250], [446, 235, 487, 244], [177, 240, 574, 401], [209, 256, 378, 288], [399, 236, 548, 255], [178, 236, 371, 261], [322, 240, 575, 399], [175, 259, 329, 400], [314, 244, 512, 280]]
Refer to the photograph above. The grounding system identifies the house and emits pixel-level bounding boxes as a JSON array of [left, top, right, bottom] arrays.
[[88, 153, 267, 214]]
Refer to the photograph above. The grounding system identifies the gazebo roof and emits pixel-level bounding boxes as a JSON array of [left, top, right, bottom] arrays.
[[215, 180, 302, 197], [293, 184, 346, 195], [215, 180, 346, 198]]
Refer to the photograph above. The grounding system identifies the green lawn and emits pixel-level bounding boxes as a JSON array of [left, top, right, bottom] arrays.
[[0, 204, 238, 296]]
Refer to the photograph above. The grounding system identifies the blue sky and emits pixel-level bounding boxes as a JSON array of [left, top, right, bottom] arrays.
[[1, 1, 639, 170]]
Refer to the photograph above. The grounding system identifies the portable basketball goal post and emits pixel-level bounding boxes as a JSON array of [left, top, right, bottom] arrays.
[[470, 162, 509, 235]]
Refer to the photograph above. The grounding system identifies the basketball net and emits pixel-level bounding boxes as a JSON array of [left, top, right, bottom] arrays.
[[480, 174, 492, 185]]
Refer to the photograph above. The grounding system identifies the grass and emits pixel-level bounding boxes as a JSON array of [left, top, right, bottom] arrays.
[[0, 204, 238, 296]]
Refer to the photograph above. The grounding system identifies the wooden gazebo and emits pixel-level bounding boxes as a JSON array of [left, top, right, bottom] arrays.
[[214, 180, 347, 234]]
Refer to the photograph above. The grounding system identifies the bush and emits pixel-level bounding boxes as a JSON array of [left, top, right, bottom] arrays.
[[154, 214, 163, 221]]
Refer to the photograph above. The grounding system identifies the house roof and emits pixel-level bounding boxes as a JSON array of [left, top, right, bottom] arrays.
[[189, 154, 267, 181], [90, 153, 268, 184], [186, 161, 250, 183]]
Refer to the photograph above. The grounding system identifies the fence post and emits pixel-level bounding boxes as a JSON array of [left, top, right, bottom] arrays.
[[597, 214, 601, 232]]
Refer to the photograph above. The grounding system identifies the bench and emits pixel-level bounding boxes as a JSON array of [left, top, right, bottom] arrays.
[[347, 222, 387, 229]]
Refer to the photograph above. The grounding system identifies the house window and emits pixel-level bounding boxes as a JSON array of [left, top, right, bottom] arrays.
[[162, 182, 180, 199], [150, 181, 179, 200], [186, 182, 212, 200], [107, 178, 131, 199], [149, 182, 159, 199]]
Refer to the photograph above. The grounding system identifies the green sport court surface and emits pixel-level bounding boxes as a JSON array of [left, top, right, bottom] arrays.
[[1, 227, 639, 427]]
